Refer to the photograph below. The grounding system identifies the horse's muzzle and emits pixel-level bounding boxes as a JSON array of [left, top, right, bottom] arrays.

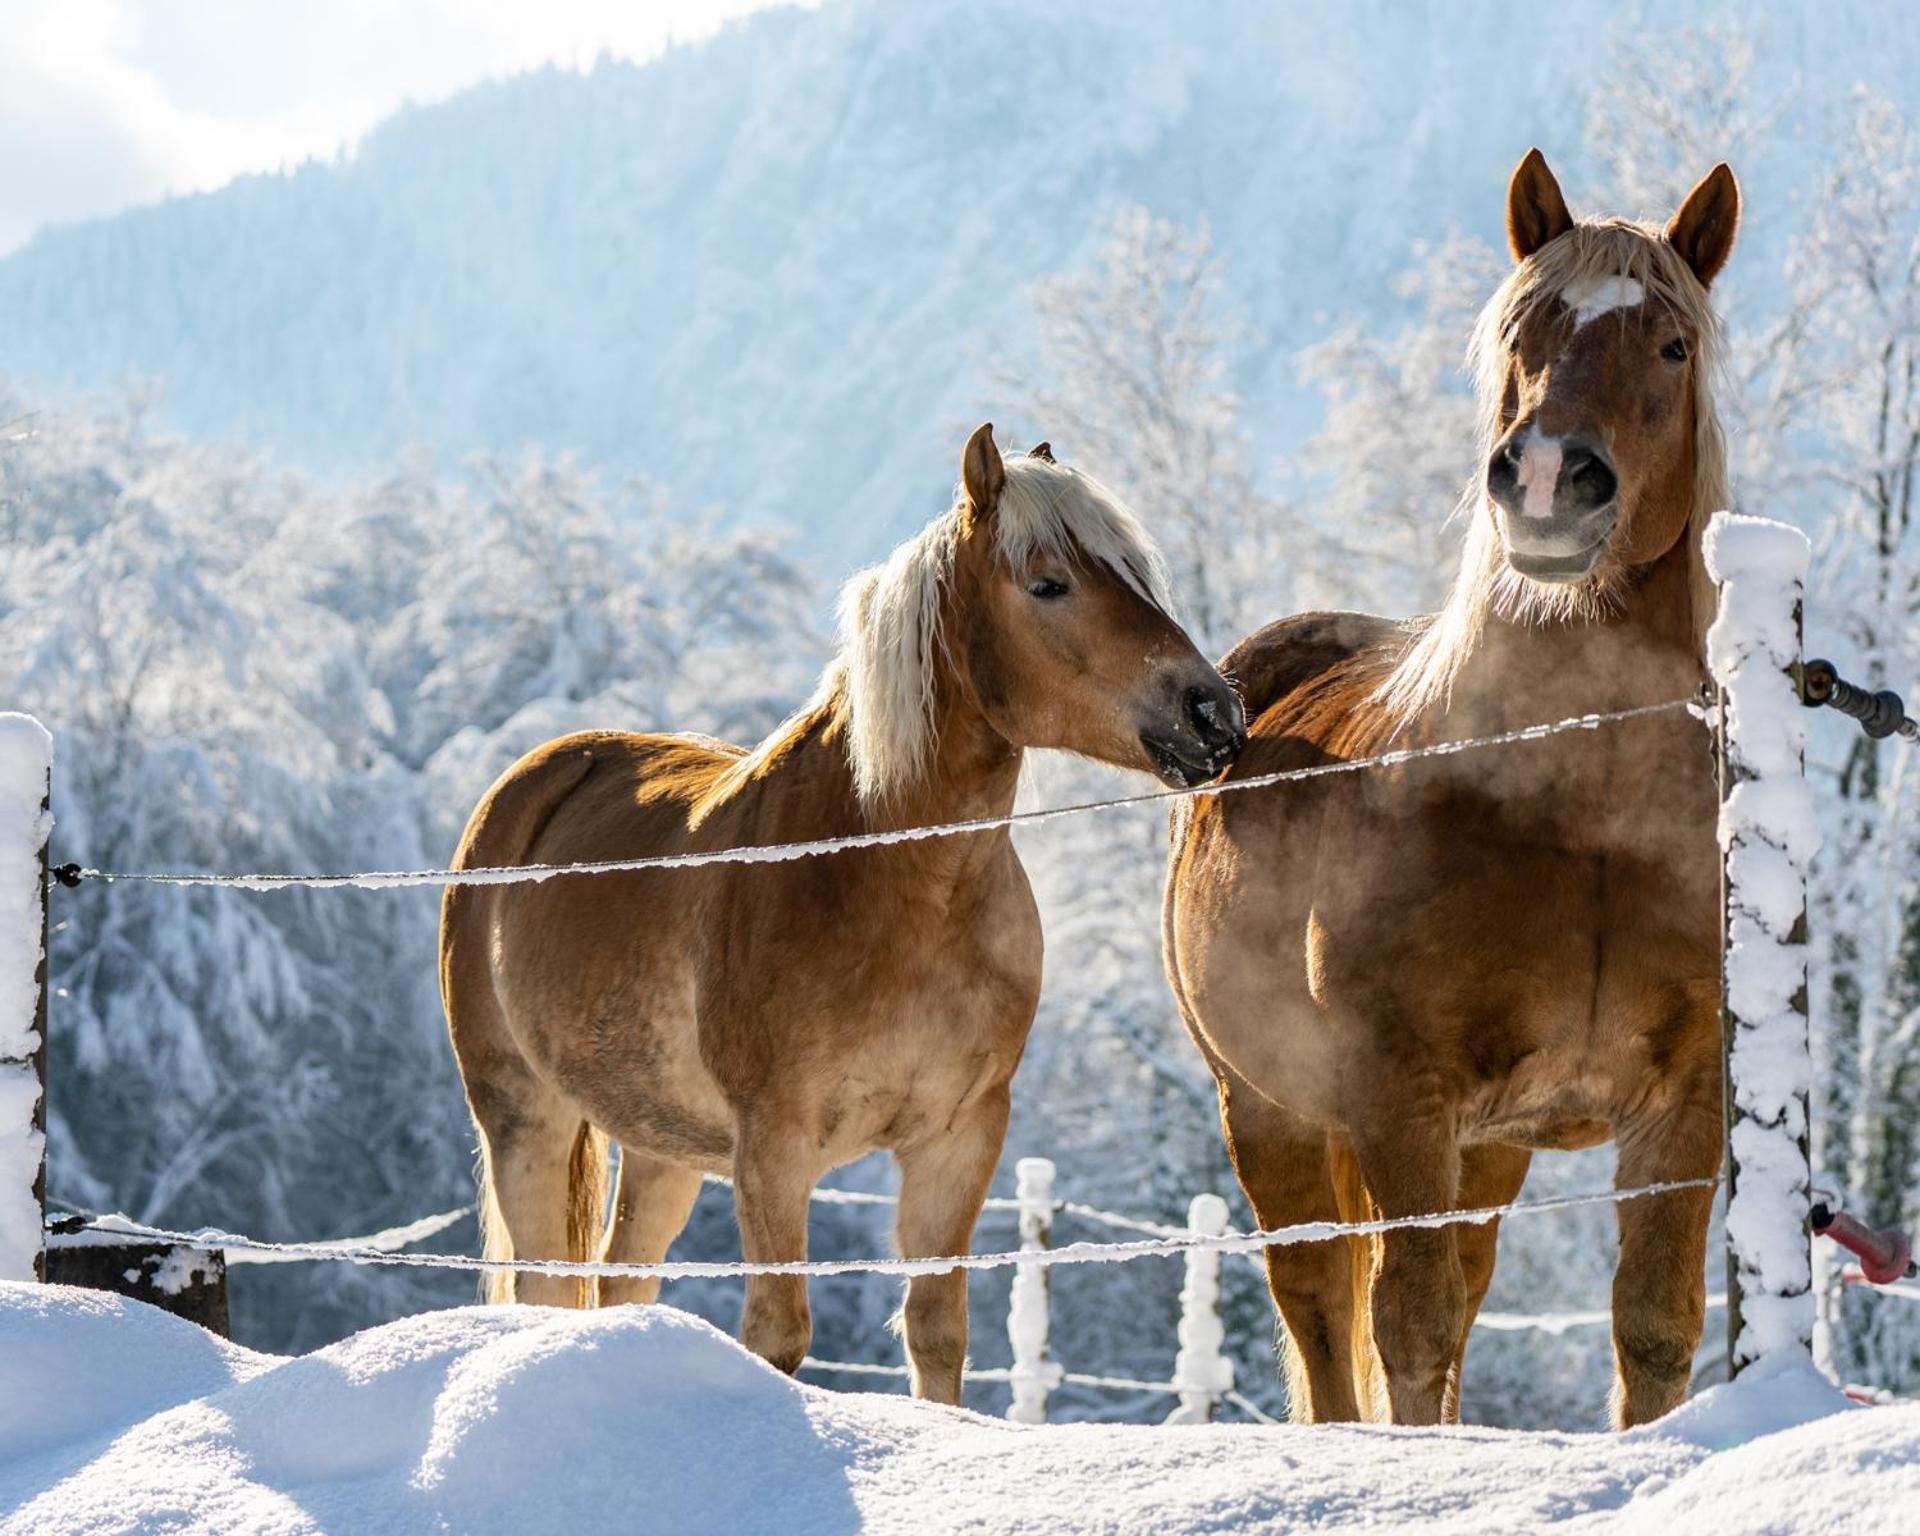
[[1142, 683, 1248, 787]]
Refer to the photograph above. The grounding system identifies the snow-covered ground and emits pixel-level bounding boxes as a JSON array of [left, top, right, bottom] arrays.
[[3, 1284, 1914, 1535]]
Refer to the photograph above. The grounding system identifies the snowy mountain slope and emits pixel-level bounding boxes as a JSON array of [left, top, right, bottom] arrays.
[[4, 0, 1917, 565], [2, 1284, 1912, 1535]]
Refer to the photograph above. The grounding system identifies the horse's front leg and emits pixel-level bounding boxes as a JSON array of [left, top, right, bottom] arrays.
[[893, 1085, 1011, 1404], [1610, 1053, 1721, 1427], [733, 1121, 823, 1374], [1349, 1077, 1464, 1426]]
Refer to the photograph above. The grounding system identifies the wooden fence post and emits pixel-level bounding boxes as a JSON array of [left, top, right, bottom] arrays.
[[1704, 512, 1816, 1376], [1166, 1192, 1233, 1423], [1006, 1156, 1063, 1423], [0, 714, 51, 1285]]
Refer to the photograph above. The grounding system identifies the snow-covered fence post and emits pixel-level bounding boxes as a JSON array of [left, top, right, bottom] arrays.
[[1165, 1192, 1233, 1424], [0, 715, 51, 1284], [1005, 1156, 1063, 1423], [1705, 512, 1816, 1377]]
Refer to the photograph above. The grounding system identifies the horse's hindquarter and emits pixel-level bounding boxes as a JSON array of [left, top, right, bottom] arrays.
[[464, 732, 743, 1169]]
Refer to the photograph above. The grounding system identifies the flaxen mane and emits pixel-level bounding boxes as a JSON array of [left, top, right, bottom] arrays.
[[738, 455, 1173, 806], [1375, 221, 1730, 726]]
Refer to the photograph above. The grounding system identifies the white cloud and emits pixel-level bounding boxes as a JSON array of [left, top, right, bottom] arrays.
[[0, 0, 812, 255]]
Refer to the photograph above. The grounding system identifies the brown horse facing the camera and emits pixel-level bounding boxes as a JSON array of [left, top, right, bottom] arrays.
[[442, 424, 1245, 1402], [1165, 151, 1740, 1428]]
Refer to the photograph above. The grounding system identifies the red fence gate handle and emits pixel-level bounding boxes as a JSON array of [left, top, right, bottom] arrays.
[[1811, 1203, 1917, 1285]]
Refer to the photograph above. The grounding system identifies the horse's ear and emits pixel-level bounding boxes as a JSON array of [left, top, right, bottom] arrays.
[[1506, 148, 1573, 263], [1028, 441, 1055, 463], [1667, 163, 1740, 288], [961, 422, 1006, 523]]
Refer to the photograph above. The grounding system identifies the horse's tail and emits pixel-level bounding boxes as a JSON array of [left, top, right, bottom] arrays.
[[1329, 1136, 1386, 1420], [566, 1122, 610, 1307]]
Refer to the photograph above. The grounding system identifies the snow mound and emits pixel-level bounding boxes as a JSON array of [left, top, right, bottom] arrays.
[[2, 1283, 1914, 1535]]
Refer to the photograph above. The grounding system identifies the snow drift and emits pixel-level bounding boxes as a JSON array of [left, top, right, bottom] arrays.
[[1, 1283, 1913, 1534]]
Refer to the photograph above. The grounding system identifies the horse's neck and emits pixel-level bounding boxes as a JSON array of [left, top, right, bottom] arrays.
[[759, 671, 1022, 876], [875, 674, 1025, 850], [1452, 537, 1705, 729]]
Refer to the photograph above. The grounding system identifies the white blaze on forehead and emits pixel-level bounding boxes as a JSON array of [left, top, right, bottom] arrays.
[[1560, 274, 1645, 328], [1516, 433, 1563, 521]]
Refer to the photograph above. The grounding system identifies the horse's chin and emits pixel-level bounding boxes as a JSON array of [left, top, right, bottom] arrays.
[[1143, 739, 1228, 790], [1503, 539, 1610, 584]]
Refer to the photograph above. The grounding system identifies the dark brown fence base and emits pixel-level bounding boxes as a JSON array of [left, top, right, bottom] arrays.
[[47, 1238, 230, 1336]]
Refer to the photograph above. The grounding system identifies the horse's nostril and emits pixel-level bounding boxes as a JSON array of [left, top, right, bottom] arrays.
[[1573, 457, 1617, 507], [1186, 687, 1241, 748], [1559, 441, 1617, 508]]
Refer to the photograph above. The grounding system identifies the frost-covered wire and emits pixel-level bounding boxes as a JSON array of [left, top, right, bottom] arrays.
[[1867, 1279, 1920, 1305], [52, 700, 1695, 891], [1054, 1200, 1189, 1240], [65, 1176, 1717, 1282], [222, 1205, 471, 1266]]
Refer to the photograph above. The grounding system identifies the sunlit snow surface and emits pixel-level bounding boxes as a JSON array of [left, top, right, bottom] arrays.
[[3, 1285, 1914, 1535]]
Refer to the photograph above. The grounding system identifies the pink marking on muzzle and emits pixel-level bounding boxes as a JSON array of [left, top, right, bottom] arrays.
[[1515, 436, 1563, 521]]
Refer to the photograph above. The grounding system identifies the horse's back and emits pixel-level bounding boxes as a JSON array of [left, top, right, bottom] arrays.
[[450, 730, 743, 871], [1221, 610, 1401, 724]]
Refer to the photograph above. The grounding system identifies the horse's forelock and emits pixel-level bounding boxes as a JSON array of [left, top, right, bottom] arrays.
[[992, 457, 1175, 614]]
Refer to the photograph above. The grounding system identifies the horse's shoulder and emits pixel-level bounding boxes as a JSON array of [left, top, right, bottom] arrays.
[[1221, 611, 1401, 720]]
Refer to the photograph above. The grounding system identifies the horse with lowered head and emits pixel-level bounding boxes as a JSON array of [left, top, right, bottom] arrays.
[[443, 424, 1245, 1401], [1165, 151, 1740, 1428]]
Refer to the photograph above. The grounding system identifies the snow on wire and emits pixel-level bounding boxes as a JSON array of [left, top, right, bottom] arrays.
[[67, 1176, 1717, 1283], [53, 700, 1696, 891]]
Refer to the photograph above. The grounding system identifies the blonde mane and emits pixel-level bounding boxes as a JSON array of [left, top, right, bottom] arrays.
[[1375, 220, 1731, 726], [828, 454, 1172, 805]]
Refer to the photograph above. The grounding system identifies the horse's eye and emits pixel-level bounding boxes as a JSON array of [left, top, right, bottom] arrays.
[[1027, 577, 1070, 600], [1660, 337, 1689, 364]]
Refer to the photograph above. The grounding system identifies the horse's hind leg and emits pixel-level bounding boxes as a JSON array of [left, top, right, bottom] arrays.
[[1217, 1070, 1362, 1422], [598, 1148, 704, 1307], [894, 1087, 1010, 1405], [474, 1086, 605, 1308], [1444, 1142, 1532, 1423]]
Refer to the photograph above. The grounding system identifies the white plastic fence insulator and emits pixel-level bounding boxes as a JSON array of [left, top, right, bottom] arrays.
[[1006, 1156, 1064, 1423], [1165, 1192, 1234, 1424], [0, 714, 51, 1284], [1706, 511, 1817, 1374]]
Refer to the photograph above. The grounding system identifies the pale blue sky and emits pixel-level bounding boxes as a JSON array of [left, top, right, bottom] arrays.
[[0, 0, 812, 254]]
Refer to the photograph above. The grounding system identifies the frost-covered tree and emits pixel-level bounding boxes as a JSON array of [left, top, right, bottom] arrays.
[[1294, 230, 1507, 614], [1581, 21, 1786, 217], [1000, 207, 1293, 654], [0, 387, 818, 1351], [1771, 94, 1920, 1389]]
